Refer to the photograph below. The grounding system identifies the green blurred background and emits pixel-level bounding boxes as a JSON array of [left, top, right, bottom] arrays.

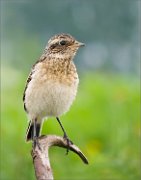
[[1, 0, 140, 180]]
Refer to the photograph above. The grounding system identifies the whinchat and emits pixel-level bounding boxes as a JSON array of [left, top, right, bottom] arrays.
[[23, 33, 84, 150]]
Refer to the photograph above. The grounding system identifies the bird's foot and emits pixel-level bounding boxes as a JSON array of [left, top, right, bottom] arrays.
[[32, 136, 41, 150], [63, 134, 73, 155]]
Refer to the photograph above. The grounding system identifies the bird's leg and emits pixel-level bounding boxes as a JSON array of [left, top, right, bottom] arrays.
[[56, 117, 73, 154], [32, 118, 41, 150]]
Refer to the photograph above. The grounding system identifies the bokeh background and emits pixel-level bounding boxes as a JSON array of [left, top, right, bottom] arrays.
[[1, 0, 140, 179]]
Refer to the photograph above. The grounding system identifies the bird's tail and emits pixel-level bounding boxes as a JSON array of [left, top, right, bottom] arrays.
[[26, 121, 41, 142]]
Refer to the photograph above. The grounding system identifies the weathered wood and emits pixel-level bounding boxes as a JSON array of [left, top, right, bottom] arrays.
[[31, 135, 88, 180]]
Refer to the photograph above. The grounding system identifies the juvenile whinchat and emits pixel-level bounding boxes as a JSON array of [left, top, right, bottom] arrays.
[[23, 33, 84, 150]]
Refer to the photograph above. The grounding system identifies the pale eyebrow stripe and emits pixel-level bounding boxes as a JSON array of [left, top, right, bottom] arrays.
[[48, 39, 59, 44]]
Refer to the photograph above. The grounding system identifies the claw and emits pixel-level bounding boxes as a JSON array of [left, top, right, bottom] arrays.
[[63, 134, 73, 154], [33, 137, 41, 150]]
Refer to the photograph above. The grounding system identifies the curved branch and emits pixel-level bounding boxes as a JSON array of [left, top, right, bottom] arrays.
[[31, 135, 88, 180]]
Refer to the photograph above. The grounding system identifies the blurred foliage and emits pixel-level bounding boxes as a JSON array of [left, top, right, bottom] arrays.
[[1, 0, 140, 74], [2, 0, 137, 42], [1, 0, 140, 179], [1, 66, 140, 180]]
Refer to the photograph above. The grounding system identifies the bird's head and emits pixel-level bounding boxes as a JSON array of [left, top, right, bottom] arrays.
[[46, 33, 84, 59]]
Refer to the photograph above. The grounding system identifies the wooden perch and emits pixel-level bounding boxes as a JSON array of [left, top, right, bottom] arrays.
[[31, 135, 88, 180]]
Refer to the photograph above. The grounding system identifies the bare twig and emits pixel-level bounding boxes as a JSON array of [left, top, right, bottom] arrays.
[[31, 135, 88, 180]]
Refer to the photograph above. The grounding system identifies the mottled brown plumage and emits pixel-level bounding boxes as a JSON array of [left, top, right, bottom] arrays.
[[23, 33, 84, 149]]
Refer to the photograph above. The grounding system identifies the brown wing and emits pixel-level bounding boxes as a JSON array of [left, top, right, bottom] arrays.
[[23, 55, 47, 112], [23, 70, 33, 112]]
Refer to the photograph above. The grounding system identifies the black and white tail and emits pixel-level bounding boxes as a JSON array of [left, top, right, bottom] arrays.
[[26, 121, 41, 141]]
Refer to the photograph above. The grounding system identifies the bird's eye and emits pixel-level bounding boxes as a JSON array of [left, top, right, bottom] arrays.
[[59, 40, 66, 46]]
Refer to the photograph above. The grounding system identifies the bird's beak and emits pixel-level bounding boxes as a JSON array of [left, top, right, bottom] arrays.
[[75, 41, 85, 47]]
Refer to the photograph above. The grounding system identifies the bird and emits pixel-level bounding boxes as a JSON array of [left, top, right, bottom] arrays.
[[23, 33, 84, 151]]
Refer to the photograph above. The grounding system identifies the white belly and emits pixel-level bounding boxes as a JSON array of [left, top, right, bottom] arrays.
[[25, 79, 78, 120]]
